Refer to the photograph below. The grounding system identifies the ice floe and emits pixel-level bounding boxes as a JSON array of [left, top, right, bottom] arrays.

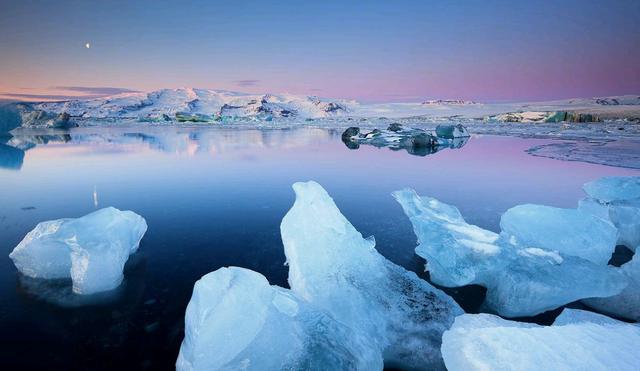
[[9, 207, 147, 295]]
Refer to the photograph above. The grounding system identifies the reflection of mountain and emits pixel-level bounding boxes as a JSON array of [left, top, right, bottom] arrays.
[[0, 140, 25, 170], [3, 127, 337, 167]]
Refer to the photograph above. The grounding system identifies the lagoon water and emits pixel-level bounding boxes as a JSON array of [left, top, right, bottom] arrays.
[[0, 126, 638, 369]]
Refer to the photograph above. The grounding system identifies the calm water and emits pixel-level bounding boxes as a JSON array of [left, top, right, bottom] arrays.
[[0, 126, 638, 370]]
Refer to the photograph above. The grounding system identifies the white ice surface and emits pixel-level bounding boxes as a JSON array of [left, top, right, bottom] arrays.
[[441, 312, 640, 371]]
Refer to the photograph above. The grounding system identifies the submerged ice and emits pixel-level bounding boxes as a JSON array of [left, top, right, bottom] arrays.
[[441, 310, 640, 371], [178, 181, 462, 370], [9, 207, 147, 295], [393, 189, 626, 317]]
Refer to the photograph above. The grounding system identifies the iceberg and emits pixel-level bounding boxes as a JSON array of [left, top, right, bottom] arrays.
[[553, 308, 628, 326], [281, 181, 463, 369], [583, 176, 640, 203], [500, 204, 618, 264], [393, 189, 627, 317], [178, 181, 462, 370], [176, 267, 381, 371], [9, 207, 147, 295], [579, 176, 640, 251], [441, 311, 640, 371]]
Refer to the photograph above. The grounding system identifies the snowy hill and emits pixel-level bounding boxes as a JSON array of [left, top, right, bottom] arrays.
[[31, 88, 354, 121], [3, 90, 639, 130]]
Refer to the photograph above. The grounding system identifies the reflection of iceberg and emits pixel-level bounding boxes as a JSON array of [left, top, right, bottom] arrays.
[[0, 141, 25, 170], [16, 252, 147, 308]]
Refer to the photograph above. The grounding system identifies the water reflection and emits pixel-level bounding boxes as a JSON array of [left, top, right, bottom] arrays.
[[16, 252, 147, 308], [1, 127, 342, 166], [342, 133, 469, 156]]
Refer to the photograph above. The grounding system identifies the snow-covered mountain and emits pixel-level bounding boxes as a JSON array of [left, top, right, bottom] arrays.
[[3, 90, 639, 130], [32, 88, 354, 121]]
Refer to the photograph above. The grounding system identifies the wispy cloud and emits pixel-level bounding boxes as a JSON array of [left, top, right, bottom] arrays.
[[0, 86, 140, 102], [0, 93, 108, 101], [234, 79, 260, 87], [52, 86, 140, 95]]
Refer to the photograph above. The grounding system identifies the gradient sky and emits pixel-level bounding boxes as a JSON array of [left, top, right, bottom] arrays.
[[1, 0, 639, 102]]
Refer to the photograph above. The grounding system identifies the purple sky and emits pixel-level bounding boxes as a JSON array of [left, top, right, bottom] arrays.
[[1, 0, 639, 103]]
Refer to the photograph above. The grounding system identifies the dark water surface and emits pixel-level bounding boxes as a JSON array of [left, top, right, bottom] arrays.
[[0, 127, 638, 370]]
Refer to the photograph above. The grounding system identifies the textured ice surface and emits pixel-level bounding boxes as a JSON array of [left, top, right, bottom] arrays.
[[393, 189, 627, 317], [176, 267, 381, 371], [9, 207, 147, 294], [281, 181, 463, 369], [441, 312, 640, 371], [584, 176, 640, 203], [553, 308, 627, 326], [500, 204, 618, 264], [583, 254, 640, 321], [578, 197, 640, 251]]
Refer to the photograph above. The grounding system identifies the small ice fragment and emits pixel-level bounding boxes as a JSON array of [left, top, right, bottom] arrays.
[[9, 207, 147, 294]]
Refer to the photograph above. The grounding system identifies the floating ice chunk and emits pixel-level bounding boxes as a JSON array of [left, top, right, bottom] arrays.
[[500, 204, 618, 264], [583, 254, 640, 321], [441, 312, 640, 371], [9, 207, 147, 294], [578, 197, 640, 251], [553, 308, 625, 326], [281, 181, 462, 369], [583, 176, 640, 203], [176, 267, 381, 371], [393, 189, 627, 317]]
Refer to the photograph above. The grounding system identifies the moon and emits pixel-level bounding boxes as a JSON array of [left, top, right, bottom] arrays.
[[85, 42, 91, 49]]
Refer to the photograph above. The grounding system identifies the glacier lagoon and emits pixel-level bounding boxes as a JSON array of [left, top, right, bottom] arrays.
[[0, 126, 639, 369]]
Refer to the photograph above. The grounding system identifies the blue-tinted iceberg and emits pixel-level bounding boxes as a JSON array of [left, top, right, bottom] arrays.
[[178, 181, 462, 370], [281, 181, 463, 369], [583, 254, 640, 321], [500, 204, 618, 264], [9, 207, 147, 295], [579, 176, 640, 251], [441, 311, 640, 371], [583, 176, 640, 203], [176, 267, 381, 371], [393, 189, 626, 317]]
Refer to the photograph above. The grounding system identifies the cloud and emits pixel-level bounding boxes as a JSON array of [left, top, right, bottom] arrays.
[[0, 93, 108, 101], [233, 79, 259, 87], [0, 86, 141, 102], [52, 86, 140, 95]]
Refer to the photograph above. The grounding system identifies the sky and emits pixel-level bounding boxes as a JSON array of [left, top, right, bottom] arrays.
[[1, 0, 639, 103]]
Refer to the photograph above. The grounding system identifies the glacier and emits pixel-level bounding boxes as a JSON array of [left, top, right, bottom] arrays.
[[441, 310, 640, 371], [177, 181, 462, 370], [176, 267, 381, 371], [9, 207, 147, 295], [393, 188, 627, 317]]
